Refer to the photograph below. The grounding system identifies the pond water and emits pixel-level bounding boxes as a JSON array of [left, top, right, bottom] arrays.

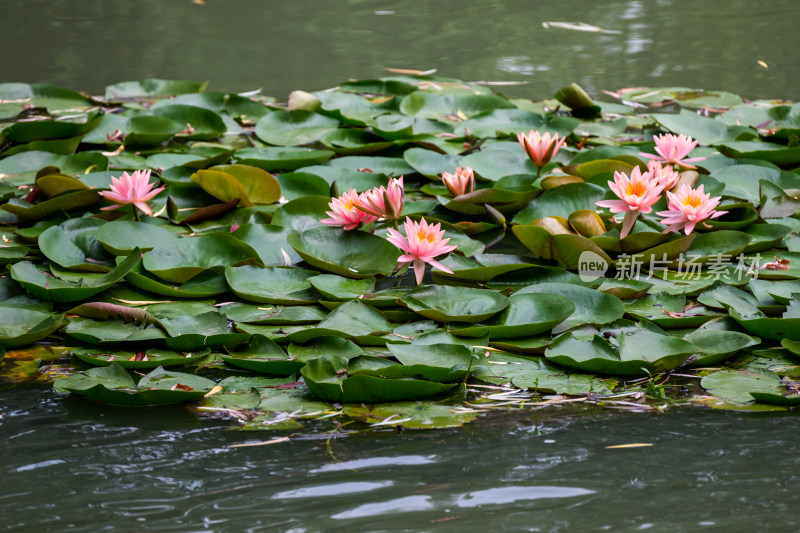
[[2, 0, 799, 101], [4, 1, 800, 530], [4, 386, 800, 531]]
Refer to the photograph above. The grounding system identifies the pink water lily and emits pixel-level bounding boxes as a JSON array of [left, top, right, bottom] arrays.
[[647, 160, 680, 191], [356, 176, 404, 220], [657, 183, 727, 235], [386, 217, 458, 285], [517, 130, 566, 170], [98, 169, 165, 216], [639, 133, 706, 169], [442, 166, 475, 197], [321, 189, 377, 230], [595, 166, 664, 239]]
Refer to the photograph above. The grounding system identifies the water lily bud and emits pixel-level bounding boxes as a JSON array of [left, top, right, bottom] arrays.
[[287, 90, 321, 112]]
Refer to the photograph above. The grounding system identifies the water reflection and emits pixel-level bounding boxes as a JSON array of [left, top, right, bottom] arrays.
[[6, 386, 800, 531], [2, 0, 798, 100]]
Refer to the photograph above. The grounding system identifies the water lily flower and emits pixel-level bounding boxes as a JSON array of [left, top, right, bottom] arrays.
[[386, 217, 458, 285], [657, 183, 727, 235], [639, 133, 706, 169], [321, 189, 377, 230], [595, 166, 664, 239], [517, 130, 566, 171], [98, 169, 165, 216], [647, 160, 680, 191], [441, 166, 475, 197], [356, 176, 405, 220]]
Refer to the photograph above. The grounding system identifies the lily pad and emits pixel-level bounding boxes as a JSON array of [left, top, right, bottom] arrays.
[[234, 147, 335, 172], [301, 354, 457, 403], [8, 249, 141, 303], [449, 293, 576, 339], [53, 363, 216, 406], [399, 285, 509, 324], [221, 335, 301, 375], [700, 368, 782, 404], [225, 265, 319, 304], [545, 326, 697, 376], [142, 234, 262, 284], [96, 221, 180, 255], [684, 330, 760, 367], [71, 347, 211, 369], [287, 226, 401, 279], [0, 307, 64, 349], [516, 283, 625, 333], [255, 110, 339, 146]]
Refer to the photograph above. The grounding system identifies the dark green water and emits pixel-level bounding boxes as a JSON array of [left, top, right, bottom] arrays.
[[2, 0, 799, 101], [3, 387, 800, 531]]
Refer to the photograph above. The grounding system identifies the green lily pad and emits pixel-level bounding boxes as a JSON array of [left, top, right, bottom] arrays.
[[64, 316, 167, 345], [124, 262, 229, 298], [255, 110, 339, 146], [545, 326, 697, 376], [325, 155, 415, 177], [513, 183, 607, 224], [403, 147, 462, 179], [308, 274, 375, 300], [474, 352, 613, 395], [8, 250, 141, 303], [430, 254, 531, 283], [231, 224, 302, 266], [2, 189, 102, 223], [220, 335, 301, 375], [700, 368, 782, 404], [343, 402, 480, 429], [96, 221, 180, 255], [0, 82, 94, 111], [123, 115, 184, 147], [287, 226, 401, 279], [449, 293, 576, 339], [225, 265, 319, 304], [625, 293, 725, 329], [383, 343, 479, 382], [220, 303, 327, 324], [301, 354, 457, 403], [718, 141, 800, 167], [71, 347, 211, 369], [191, 165, 281, 207], [512, 224, 613, 270], [742, 224, 792, 253], [105, 79, 205, 99], [440, 187, 539, 216], [234, 147, 335, 172], [283, 300, 392, 344], [152, 104, 226, 140], [684, 330, 760, 367], [320, 129, 395, 155], [516, 283, 625, 333], [652, 111, 735, 145], [142, 234, 261, 284], [400, 91, 515, 119], [54, 363, 216, 406], [399, 285, 508, 324], [459, 146, 539, 181], [454, 109, 578, 138], [38, 218, 115, 272], [0, 307, 64, 349]]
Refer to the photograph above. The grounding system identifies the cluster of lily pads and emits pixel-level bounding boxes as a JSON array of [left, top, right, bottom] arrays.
[[1, 76, 800, 430]]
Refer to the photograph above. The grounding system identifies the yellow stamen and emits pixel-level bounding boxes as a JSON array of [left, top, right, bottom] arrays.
[[416, 229, 436, 243], [625, 181, 647, 197], [683, 194, 702, 208]]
